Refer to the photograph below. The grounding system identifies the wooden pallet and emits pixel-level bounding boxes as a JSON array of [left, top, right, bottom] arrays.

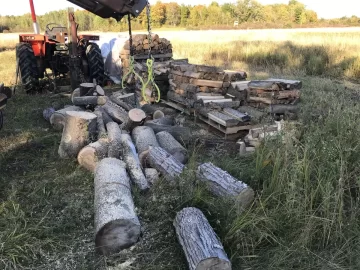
[[161, 99, 193, 115]]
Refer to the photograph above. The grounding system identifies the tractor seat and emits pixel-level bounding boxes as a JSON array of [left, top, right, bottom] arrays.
[[0, 93, 7, 110]]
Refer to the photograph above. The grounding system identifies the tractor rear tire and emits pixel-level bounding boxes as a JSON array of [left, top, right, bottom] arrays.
[[86, 43, 105, 86], [16, 43, 39, 93]]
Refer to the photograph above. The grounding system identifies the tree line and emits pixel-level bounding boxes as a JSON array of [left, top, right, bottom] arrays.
[[0, 0, 359, 32]]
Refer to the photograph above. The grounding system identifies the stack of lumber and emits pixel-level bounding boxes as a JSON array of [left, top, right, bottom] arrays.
[[246, 79, 301, 113], [120, 34, 173, 71]]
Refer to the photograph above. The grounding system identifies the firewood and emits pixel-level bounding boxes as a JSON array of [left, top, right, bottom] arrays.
[[267, 78, 302, 90], [148, 147, 184, 181], [50, 106, 84, 130], [223, 108, 251, 122], [147, 117, 175, 126], [197, 163, 254, 209], [266, 104, 299, 114], [58, 111, 97, 159], [106, 122, 122, 159], [122, 109, 146, 132], [156, 131, 188, 164], [132, 126, 160, 165], [167, 91, 194, 108], [95, 85, 105, 96], [144, 122, 191, 144], [145, 168, 160, 185], [80, 82, 95, 96], [174, 207, 231, 270], [248, 96, 274, 104], [109, 96, 133, 111], [248, 80, 281, 91], [203, 99, 233, 104], [77, 139, 108, 172], [153, 110, 165, 120], [120, 134, 149, 191], [94, 107, 107, 139], [102, 101, 129, 124], [95, 158, 140, 255], [71, 88, 80, 103], [97, 106, 114, 126], [207, 111, 240, 127], [223, 70, 247, 81], [72, 96, 107, 106]]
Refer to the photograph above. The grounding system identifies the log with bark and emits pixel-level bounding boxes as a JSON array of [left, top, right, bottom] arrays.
[[120, 133, 150, 191], [58, 111, 97, 159], [174, 207, 231, 270], [77, 139, 109, 172], [266, 104, 299, 114], [94, 158, 141, 255], [143, 122, 191, 144], [97, 106, 114, 126], [80, 82, 95, 96], [132, 126, 159, 165], [94, 107, 107, 139], [197, 163, 254, 209], [156, 131, 188, 164], [109, 95, 134, 111], [72, 96, 107, 106], [148, 147, 185, 181], [223, 107, 251, 122], [102, 101, 129, 124], [123, 108, 146, 132], [207, 111, 240, 127], [50, 106, 84, 130], [106, 122, 122, 159], [147, 117, 175, 126]]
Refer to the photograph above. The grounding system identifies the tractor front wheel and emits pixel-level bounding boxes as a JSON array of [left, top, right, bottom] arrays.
[[16, 43, 39, 93], [85, 43, 105, 86]]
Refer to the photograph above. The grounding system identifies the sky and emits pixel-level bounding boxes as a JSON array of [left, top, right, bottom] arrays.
[[0, 0, 359, 19]]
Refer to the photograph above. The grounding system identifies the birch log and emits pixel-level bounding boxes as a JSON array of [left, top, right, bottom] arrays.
[[120, 134, 149, 191], [148, 147, 184, 181], [197, 163, 254, 209], [174, 207, 232, 270], [77, 139, 109, 172], [50, 106, 84, 130], [95, 158, 141, 255], [132, 126, 159, 165], [58, 111, 97, 159], [107, 122, 122, 159], [156, 131, 188, 164]]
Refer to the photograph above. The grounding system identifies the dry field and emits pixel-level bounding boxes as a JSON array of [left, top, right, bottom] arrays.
[[1, 28, 360, 270]]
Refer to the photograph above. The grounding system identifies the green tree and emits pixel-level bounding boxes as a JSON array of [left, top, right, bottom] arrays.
[[180, 5, 190, 26], [165, 2, 181, 26]]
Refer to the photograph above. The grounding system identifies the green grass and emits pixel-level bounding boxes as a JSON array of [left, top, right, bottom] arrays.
[[2, 29, 360, 269]]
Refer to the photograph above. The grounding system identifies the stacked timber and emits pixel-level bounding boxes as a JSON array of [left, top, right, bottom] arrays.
[[120, 34, 173, 71], [246, 79, 301, 114]]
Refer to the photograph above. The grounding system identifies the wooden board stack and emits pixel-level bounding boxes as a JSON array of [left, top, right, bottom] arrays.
[[246, 79, 301, 113], [120, 34, 173, 72]]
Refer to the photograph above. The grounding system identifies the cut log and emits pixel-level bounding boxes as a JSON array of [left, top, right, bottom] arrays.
[[197, 163, 254, 209], [248, 80, 281, 91], [203, 99, 233, 104], [196, 95, 225, 101], [123, 109, 146, 132], [110, 95, 134, 111], [72, 96, 107, 106], [190, 79, 223, 88], [80, 82, 95, 96], [95, 158, 140, 255], [148, 147, 184, 181], [174, 207, 232, 270], [77, 139, 109, 172], [267, 78, 302, 90], [95, 85, 105, 96], [248, 96, 273, 105], [224, 70, 247, 81], [132, 126, 159, 165], [223, 108, 251, 122], [156, 131, 188, 164], [58, 111, 97, 159], [167, 91, 194, 108], [143, 122, 190, 144], [120, 133, 149, 191], [146, 117, 175, 126], [107, 122, 122, 159], [71, 88, 80, 103], [145, 168, 160, 185], [98, 106, 114, 125], [153, 110, 165, 119], [94, 107, 107, 139], [266, 104, 299, 114], [208, 111, 239, 127], [50, 106, 85, 130], [103, 101, 129, 124]]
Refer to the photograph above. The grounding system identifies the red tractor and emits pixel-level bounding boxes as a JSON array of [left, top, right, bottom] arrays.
[[16, 0, 105, 93]]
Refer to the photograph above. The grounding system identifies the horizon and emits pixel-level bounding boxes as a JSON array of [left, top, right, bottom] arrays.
[[0, 0, 359, 20]]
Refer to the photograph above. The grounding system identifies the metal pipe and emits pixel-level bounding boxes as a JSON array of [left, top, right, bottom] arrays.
[[29, 0, 40, 34]]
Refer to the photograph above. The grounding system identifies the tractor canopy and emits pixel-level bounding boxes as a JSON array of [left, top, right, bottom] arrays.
[[67, 0, 147, 21]]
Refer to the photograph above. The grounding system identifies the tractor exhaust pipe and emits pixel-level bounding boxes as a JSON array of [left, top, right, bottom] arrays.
[[29, 0, 40, 34]]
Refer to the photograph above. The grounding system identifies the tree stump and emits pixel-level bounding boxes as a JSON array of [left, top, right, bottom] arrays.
[[156, 131, 188, 164], [58, 111, 97, 159], [197, 163, 254, 209], [123, 109, 146, 132], [107, 122, 122, 159], [132, 126, 159, 165], [148, 147, 184, 181], [120, 133, 149, 191], [77, 139, 109, 172], [174, 207, 231, 270], [50, 106, 84, 130], [95, 158, 141, 255]]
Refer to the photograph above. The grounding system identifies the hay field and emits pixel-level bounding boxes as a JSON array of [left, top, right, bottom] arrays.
[[2, 28, 360, 270]]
